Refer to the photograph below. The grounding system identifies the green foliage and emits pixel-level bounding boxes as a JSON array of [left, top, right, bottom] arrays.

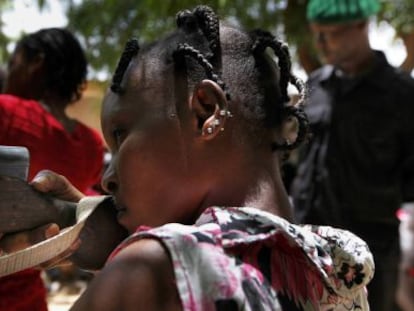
[[0, 0, 12, 65], [0, 0, 47, 65], [66, 0, 288, 75], [378, 0, 414, 34], [1, 0, 413, 76]]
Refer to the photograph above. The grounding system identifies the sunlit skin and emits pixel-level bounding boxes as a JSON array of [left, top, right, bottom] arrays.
[[100, 50, 289, 234], [310, 21, 375, 75], [3, 24, 297, 311], [100, 58, 202, 233], [69, 29, 293, 310]]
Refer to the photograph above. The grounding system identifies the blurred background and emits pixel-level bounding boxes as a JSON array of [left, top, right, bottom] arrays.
[[1, 1, 413, 310], [0, 0, 413, 139]]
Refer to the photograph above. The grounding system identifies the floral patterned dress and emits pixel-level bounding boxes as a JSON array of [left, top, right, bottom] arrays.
[[109, 207, 374, 311]]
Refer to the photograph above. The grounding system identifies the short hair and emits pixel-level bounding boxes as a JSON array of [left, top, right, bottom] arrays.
[[111, 5, 308, 151], [16, 27, 87, 103]]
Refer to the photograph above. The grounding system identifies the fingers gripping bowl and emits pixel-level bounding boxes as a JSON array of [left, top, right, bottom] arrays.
[[0, 177, 128, 276]]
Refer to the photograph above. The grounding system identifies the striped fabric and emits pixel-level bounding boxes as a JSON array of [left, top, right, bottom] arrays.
[[307, 0, 380, 23]]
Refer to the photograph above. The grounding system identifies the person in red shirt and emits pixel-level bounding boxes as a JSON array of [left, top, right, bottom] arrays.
[[0, 28, 104, 311]]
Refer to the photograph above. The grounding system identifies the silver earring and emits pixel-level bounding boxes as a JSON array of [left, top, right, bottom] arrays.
[[204, 111, 231, 136], [219, 109, 233, 118]]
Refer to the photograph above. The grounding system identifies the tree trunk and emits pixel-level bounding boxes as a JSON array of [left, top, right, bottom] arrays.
[[399, 31, 414, 73], [297, 44, 322, 76]]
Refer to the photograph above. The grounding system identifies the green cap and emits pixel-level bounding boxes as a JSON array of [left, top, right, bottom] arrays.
[[307, 0, 380, 24]]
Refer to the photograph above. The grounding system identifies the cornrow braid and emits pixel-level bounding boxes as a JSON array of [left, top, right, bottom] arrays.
[[277, 69, 309, 151], [176, 9, 198, 32], [111, 38, 140, 94], [250, 29, 309, 151], [175, 6, 227, 101], [193, 5, 221, 68], [175, 10, 213, 62], [172, 43, 231, 101], [273, 105, 309, 151], [176, 6, 220, 62], [251, 29, 292, 103]]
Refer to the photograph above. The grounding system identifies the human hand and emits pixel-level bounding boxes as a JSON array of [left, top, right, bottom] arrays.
[[1, 195, 128, 272], [30, 171, 117, 270], [29, 170, 84, 229], [30, 170, 85, 202], [0, 223, 82, 270], [0, 175, 61, 234], [0, 223, 59, 254], [19, 172, 127, 271]]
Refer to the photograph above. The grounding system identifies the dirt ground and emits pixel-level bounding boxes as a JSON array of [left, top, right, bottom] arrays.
[[48, 291, 80, 311], [66, 80, 106, 138], [46, 277, 87, 311]]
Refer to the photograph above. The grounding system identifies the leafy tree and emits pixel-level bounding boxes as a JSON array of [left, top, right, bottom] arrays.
[[1, 0, 413, 76], [0, 0, 12, 65], [283, 0, 321, 74], [378, 0, 414, 72], [65, 0, 288, 76], [0, 0, 47, 64]]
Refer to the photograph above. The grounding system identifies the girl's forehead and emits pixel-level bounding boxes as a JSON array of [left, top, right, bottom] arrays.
[[124, 56, 177, 100], [103, 62, 176, 116], [126, 56, 167, 88], [101, 84, 167, 130]]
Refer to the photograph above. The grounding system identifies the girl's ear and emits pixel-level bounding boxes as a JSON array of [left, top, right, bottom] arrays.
[[190, 79, 231, 140]]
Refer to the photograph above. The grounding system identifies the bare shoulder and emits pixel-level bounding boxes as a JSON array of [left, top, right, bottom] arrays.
[[70, 238, 182, 311]]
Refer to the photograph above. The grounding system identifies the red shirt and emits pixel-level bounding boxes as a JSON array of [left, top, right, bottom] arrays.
[[0, 270, 48, 311], [0, 94, 105, 311], [0, 94, 104, 192]]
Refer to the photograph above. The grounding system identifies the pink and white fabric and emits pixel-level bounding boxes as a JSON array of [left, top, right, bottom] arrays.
[[110, 207, 374, 311]]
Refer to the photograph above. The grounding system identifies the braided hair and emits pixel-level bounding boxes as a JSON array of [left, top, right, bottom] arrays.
[[110, 5, 309, 151], [17, 28, 88, 104]]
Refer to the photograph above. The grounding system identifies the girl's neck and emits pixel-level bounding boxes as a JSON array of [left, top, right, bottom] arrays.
[[243, 169, 293, 221], [203, 150, 293, 221]]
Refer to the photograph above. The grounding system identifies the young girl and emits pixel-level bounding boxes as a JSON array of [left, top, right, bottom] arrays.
[[10, 5, 373, 311]]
